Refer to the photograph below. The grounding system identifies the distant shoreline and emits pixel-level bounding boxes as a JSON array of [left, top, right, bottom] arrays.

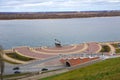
[[0, 10, 120, 20]]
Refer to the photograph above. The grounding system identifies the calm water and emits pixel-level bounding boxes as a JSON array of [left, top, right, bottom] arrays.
[[0, 17, 120, 49]]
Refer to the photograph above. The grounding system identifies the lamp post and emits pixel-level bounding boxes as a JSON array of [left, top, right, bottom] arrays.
[[88, 43, 92, 57], [0, 45, 4, 80]]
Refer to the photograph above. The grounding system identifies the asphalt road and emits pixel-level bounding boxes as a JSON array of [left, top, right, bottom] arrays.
[[4, 53, 118, 75], [4, 55, 64, 75]]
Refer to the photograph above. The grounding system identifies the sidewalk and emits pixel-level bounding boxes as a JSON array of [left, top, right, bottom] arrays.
[[18, 69, 69, 80], [106, 43, 115, 53], [3, 54, 27, 64]]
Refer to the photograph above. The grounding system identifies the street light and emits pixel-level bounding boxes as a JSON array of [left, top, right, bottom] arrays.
[[0, 45, 4, 80]]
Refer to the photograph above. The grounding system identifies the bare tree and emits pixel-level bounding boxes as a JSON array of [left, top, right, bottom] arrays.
[[0, 45, 4, 80]]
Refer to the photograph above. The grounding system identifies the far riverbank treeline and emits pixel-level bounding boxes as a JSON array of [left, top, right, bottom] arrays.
[[0, 10, 120, 19]]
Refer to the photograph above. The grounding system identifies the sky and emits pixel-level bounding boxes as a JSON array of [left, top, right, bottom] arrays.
[[0, 0, 120, 12]]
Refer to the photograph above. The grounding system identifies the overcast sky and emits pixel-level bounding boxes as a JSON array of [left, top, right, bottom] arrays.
[[0, 0, 120, 12]]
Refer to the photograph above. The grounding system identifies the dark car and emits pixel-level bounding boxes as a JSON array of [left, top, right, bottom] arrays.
[[13, 67, 20, 70], [41, 68, 48, 71], [14, 71, 21, 74]]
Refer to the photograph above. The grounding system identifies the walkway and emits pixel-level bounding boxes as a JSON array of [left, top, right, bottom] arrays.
[[13, 43, 88, 59], [14, 47, 55, 59], [3, 54, 27, 64], [84, 42, 101, 53], [32, 43, 87, 54], [106, 43, 116, 53]]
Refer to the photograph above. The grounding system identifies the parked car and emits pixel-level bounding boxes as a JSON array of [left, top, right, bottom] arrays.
[[13, 67, 20, 70], [14, 71, 21, 74], [41, 68, 48, 71]]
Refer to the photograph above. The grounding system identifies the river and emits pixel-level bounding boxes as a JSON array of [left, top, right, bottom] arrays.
[[0, 17, 120, 49]]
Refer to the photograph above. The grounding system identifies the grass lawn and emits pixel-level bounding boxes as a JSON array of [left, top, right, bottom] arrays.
[[111, 43, 120, 53], [115, 48, 120, 53], [41, 57, 120, 80], [111, 44, 119, 48], [100, 45, 110, 52], [4, 58, 20, 64], [6, 52, 34, 61]]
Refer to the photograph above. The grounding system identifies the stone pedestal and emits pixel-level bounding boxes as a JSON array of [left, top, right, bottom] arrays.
[[55, 43, 62, 47]]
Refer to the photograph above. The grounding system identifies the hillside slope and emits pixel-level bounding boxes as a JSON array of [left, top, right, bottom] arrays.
[[41, 57, 120, 80]]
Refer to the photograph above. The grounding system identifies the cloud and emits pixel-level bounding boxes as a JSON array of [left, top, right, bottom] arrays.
[[0, 0, 120, 12]]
